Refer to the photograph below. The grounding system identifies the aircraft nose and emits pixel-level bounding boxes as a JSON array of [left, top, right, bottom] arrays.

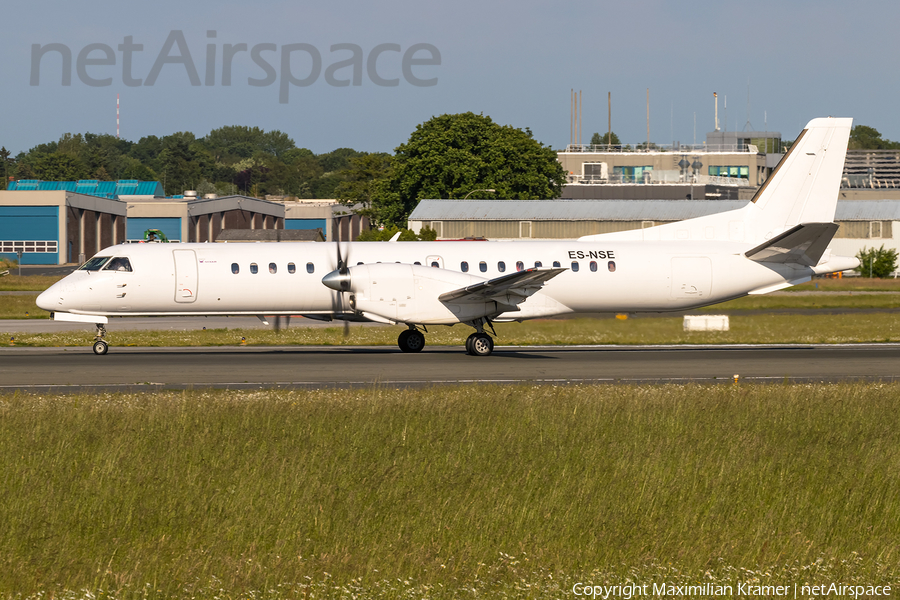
[[36, 280, 66, 312], [36, 288, 57, 311]]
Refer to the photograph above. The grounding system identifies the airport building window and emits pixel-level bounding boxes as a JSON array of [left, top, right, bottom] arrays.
[[461, 261, 469, 272], [708, 165, 749, 179], [613, 165, 653, 183], [608, 261, 616, 272], [269, 262, 277, 274], [590, 261, 597, 272], [516, 261, 524, 272], [306, 262, 315, 274], [571, 261, 580, 272], [288, 262, 296, 274], [535, 261, 542, 268], [250, 263, 259, 274], [231, 263, 239, 274], [479, 261, 487, 272]]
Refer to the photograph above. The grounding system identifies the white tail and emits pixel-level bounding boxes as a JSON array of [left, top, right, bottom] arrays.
[[743, 117, 852, 241]]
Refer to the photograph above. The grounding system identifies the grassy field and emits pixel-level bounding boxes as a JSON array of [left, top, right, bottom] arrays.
[[1, 384, 898, 598], [6, 312, 900, 348], [0, 274, 62, 292]]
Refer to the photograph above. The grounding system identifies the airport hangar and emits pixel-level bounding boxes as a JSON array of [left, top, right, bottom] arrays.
[[0, 180, 367, 265]]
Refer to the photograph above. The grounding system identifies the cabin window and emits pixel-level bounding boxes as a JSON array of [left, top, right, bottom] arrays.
[[590, 261, 598, 272], [231, 263, 240, 274], [306, 262, 315, 274], [461, 261, 469, 272], [571, 261, 579, 272], [498, 261, 506, 273], [479, 261, 487, 272], [608, 261, 616, 272], [250, 263, 259, 274], [414, 261, 421, 265], [516, 261, 524, 272], [288, 262, 296, 274], [535, 261, 542, 268], [269, 262, 277, 274], [357, 261, 364, 265], [104, 257, 132, 272], [79, 257, 111, 271], [431, 261, 439, 268], [553, 261, 561, 268]]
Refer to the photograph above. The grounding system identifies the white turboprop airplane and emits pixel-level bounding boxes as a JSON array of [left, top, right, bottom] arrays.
[[37, 117, 858, 356]]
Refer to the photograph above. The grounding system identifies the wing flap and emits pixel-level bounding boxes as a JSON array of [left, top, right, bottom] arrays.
[[439, 267, 567, 304], [744, 222, 838, 266]]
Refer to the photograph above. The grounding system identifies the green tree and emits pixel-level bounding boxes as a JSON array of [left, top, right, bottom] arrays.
[[855, 245, 899, 278], [0, 147, 13, 189], [334, 153, 393, 210], [355, 225, 436, 241], [370, 112, 565, 227], [849, 125, 900, 150], [590, 131, 621, 146], [202, 126, 296, 162]]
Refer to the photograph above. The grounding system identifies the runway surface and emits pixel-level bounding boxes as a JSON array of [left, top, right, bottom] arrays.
[[2, 343, 900, 391]]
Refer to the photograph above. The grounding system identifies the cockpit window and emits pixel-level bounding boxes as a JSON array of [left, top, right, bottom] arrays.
[[79, 257, 111, 271], [103, 257, 133, 272]]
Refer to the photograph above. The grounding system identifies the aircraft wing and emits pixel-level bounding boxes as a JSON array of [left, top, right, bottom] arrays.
[[744, 222, 839, 267], [439, 267, 567, 304]]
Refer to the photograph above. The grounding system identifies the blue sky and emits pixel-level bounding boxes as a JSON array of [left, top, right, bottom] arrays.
[[2, 0, 897, 156]]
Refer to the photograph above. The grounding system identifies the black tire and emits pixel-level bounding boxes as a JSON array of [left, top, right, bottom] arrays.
[[465, 332, 478, 355], [470, 333, 494, 357], [92, 340, 109, 355], [398, 329, 425, 353]]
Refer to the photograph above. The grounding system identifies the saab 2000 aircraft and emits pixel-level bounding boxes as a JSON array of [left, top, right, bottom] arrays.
[[37, 117, 858, 356]]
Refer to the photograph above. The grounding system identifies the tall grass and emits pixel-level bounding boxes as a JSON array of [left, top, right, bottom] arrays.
[[1, 384, 898, 598]]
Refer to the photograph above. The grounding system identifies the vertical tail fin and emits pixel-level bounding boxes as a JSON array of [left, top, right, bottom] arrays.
[[745, 117, 852, 240]]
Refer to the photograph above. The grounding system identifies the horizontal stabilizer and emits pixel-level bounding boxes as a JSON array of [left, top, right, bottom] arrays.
[[744, 222, 838, 266], [439, 267, 566, 304]]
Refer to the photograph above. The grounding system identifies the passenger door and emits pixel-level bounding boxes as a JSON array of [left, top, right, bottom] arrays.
[[173, 249, 198, 303]]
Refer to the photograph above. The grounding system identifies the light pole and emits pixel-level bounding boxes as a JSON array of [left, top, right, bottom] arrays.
[[462, 188, 496, 199]]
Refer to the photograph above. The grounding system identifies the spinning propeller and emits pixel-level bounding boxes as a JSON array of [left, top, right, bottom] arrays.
[[322, 236, 352, 338]]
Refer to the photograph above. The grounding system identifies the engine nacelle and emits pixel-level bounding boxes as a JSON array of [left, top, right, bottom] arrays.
[[324, 263, 513, 325]]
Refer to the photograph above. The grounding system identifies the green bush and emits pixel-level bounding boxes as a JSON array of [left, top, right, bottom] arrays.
[[855, 245, 899, 278]]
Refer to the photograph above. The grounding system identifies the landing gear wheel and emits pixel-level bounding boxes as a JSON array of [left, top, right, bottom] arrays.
[[92, 340, 109, 355], [469, 333, 494, 357], [465, 332, 479, 355], [398, 329, 425, 353]]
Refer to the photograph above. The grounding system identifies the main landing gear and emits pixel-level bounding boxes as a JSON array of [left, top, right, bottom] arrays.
[[396, 321, 497, 356], [465, 332, 494, 356], [465, 317, 497, 356], [92, 323, 109, 355]]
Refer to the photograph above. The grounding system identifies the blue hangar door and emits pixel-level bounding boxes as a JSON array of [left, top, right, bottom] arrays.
[[0, 206, 60, 265]]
